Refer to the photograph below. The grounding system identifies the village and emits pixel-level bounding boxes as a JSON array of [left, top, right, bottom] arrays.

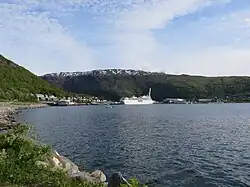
[[35, 93, 119, 106], [35, 93, 227, 106]]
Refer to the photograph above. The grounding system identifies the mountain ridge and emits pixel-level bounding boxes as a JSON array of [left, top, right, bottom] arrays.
[[0, 54, 19, 67], [2, 53, 250, 103], [41, 69, 250, 102], [43, 69, 248, 79], [43, 69, 167, 78]]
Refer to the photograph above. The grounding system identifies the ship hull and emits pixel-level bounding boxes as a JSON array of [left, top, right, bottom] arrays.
[[121, 88, 155, 105], [122, 100, 154, 105]]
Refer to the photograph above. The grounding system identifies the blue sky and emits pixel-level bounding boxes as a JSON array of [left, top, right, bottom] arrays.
[[0, 0, 250, 75]]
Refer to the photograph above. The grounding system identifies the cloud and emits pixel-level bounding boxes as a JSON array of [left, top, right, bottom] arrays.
[[163, 47, 250, 76], [108, 0, 250, 75], [109, 0, 225, 70], [0, 0, 250, 76], [0, 0, 95, 75], [115, 0, 214, 31]]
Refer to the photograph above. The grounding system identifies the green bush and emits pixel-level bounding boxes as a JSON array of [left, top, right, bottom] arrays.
[[121, 178, 147, 187]]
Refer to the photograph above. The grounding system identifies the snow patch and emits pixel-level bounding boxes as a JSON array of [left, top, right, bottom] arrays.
[[43, 69, 165, 77]]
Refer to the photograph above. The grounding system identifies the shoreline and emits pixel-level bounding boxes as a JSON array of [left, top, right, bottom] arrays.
[[0, 103, 108, 182], [0, 102, 137, 187], [0, 102, 109, 184], [0, 102, 48, 131]]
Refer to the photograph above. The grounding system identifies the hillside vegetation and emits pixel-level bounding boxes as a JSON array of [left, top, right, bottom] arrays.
[[42, 70, 250, 102], [0, 54, 64, 101]]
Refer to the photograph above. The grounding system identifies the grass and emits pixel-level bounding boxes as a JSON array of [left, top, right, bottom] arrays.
[[0, 124, 145, 187], [121, 178, 147, 187]]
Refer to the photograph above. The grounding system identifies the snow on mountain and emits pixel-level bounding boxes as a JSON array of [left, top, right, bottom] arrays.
[[43, 69, 165, 77]]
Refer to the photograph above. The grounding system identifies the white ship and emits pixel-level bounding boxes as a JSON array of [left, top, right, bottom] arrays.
[[120, 88, 155, 105]]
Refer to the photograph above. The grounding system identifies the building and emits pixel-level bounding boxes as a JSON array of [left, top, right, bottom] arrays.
[[48, 95, 58, 101], [36, 94, 46, 101], [36, 93, 58, 101]]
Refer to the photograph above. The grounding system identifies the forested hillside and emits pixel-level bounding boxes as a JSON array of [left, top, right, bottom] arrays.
[[0, 54, 64, 101], [42, 70, 250, 102]]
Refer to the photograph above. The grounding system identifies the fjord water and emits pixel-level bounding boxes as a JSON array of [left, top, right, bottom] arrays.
[[18, 104, 250, 187]]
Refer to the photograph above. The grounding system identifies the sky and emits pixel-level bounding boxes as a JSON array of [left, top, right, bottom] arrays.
[[0, 0, 250, 76]]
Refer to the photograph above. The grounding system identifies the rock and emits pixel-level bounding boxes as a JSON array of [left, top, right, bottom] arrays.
[[36, 161, 49, 168], [49, 150, 80, 175], [58, 155, 80, 175], [71, 171, 100, 183], [6, 115, 11, 119], [91, 170, 107, 182], [53, 150, 60, 157], [10, 119, 16, 123], [52, 157, 63, 168], [108, 172, 130, 187]]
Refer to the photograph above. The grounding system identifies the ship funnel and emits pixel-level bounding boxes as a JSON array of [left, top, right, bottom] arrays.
[[149, 88, 152, 97]]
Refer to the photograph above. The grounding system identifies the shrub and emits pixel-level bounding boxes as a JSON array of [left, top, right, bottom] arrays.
[[121, 178, 147, 187]]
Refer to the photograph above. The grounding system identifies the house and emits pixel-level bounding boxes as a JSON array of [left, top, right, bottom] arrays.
[[36, 94, 58, 101], [36, 94, 45, 101], [48, 95, 58, 101]]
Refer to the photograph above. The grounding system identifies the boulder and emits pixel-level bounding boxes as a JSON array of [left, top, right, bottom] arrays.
[[58, 155, 80, 175], [91, 170, 107, 182], [48, 150, 107, 184], [52, 157, 62, 168], [71, 171, 100, 183], [48, 150, 79, 175]]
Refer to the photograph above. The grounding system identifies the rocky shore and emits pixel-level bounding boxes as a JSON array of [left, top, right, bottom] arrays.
[[36, 149, 109, 185], [0, 102, 48, 131], [0, 102, 136, 187]]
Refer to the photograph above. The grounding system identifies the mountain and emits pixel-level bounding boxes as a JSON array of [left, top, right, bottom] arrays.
[[42, 69, 250, 102], [44, 69, 163, 77], [0, 54, 64, 101]]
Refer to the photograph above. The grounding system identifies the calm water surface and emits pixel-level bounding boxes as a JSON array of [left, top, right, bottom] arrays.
[[17, 104, 250, 187]]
